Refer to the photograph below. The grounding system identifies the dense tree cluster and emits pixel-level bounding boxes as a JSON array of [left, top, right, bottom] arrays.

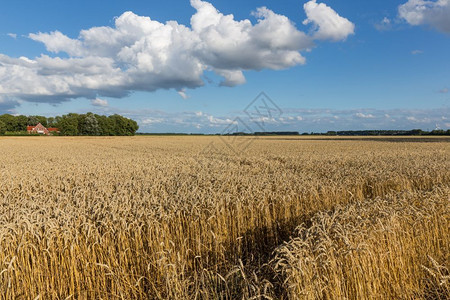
[[0, 113, 138, 136]]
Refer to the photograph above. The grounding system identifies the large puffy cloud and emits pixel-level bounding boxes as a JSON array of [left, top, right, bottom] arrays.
[[192, 3, 311, 70], [303, 0, 355, 41], [0, 0, 354, 103], [399, 0, 450, 33]]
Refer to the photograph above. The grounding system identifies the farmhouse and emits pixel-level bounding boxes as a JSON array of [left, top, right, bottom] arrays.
[[27, 123, 59, 135]]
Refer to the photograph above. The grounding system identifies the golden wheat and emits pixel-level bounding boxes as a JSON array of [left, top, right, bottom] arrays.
[[273, 187, 449, 299], [0, 136, 448, 299]]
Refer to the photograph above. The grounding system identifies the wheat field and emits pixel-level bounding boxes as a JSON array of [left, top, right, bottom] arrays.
[[0, 136, 448, 299]]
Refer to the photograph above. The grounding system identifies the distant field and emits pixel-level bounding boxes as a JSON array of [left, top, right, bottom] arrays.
[[0, 136, 448, 299]]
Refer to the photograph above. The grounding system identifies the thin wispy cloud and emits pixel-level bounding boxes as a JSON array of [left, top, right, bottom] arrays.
[[374, 17, 392, 31], [141, 117, 163, 125], [177, 89, 189, 100]]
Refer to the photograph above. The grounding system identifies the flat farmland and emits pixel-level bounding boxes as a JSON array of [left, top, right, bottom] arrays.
[[0, 136, 448, 299]]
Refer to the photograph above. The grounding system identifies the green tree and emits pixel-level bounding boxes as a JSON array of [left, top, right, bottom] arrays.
[[108, 114, 139, 136], [27, 116, 39, 126], [95, 114, 114, 136], [16, 115, 28, 131], [0, 120, 6, 135], [57, 115, 79, 136], [36, 116, 48, 127], [54, 116, 62, 125], [109, 114, 126, 136], [26, 115, 48, 127], [0, 114, 17, 132], [409, 129, 422, 135], [431, 129, 445, 136], [125, 118, 139, 135], [79, 113, 100, 135], [47, 117, 55, 127]]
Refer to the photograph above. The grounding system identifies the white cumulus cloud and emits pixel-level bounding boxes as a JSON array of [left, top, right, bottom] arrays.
[[91, 98, 108, 107], [355, 112, 375, 119], [303, 0, 355, 41], [399, 0, 450, 33], [207, 115, 237, 126], [0, 0, 354, 104]]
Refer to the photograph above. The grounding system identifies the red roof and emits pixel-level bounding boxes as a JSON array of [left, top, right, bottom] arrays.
[[27, 123, 58, 134]]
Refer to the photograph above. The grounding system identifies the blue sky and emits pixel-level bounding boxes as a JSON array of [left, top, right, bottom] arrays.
[[0, 0, 449, 133]]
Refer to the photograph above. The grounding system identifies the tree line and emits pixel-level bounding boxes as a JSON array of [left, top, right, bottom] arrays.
[[214, 130, 449, 136], [0, 113, 139, 136], [320, 129, 450, 136]]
